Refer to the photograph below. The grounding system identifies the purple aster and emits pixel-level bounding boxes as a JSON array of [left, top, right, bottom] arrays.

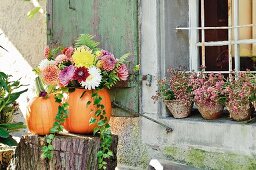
[[59, 65, 75, 86]]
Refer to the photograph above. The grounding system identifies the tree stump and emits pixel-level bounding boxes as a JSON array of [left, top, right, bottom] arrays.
[[10, 133, 118, 170]]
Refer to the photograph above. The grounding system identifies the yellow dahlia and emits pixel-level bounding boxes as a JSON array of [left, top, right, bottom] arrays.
[[72, 47, 96, 67]]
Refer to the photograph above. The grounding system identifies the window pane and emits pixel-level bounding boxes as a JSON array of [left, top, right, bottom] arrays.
[[199, 46, 229, 71]]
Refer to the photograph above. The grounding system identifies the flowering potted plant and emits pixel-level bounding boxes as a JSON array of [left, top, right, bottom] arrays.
[[153, 68, 193, 118], [250, 74, 256, 110], [27, 34, 130, 169], [224, 72, 254, 121], [190, 72, 225, 120]]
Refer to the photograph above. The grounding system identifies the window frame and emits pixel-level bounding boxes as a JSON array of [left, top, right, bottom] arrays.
[[184, 0, 256, 72]]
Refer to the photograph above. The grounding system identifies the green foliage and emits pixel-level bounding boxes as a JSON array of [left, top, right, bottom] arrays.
[[101, 71, 120, 89], [75, 34, 100, 51], [90, 90, 113, 170], [0, 72, 28, 114], [0, 122, 25, 146], [41, 90, 69, 159]]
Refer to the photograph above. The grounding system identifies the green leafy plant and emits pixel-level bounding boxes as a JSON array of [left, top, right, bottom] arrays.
[[0, 72, 27, 146], [0, 122, 26, 146]]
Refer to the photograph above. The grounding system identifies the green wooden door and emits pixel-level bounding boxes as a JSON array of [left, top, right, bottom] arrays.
[[47, 0, 139, 116]]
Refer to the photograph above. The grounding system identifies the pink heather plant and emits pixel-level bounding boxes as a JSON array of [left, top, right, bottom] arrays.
[[190, 73, 225, 107], [168, 68, 193, 103], [224, 72, 254, 113]]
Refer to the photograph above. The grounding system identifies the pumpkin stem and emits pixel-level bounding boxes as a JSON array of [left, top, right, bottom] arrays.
[[35, 76, 46, 97]]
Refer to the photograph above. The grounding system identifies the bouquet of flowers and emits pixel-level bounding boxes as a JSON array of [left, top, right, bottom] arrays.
[[35, 34, 129, 91]]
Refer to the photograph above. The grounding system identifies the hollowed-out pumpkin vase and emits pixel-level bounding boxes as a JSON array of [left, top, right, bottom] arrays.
[[64, 88, 112, 134], [226, 102, 253, 121], [164, 100, 193, 118], [26, 94, 59, 135], [196, 102, 223, 120]]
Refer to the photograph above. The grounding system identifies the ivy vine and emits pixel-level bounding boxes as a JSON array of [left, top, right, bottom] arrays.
[[41, 90, 69, 159], [41, 88, 113, 170], [89, 90, 113, 170]]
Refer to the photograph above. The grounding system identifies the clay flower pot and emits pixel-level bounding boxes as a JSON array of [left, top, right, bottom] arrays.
[[164, 100, 193, 118], [226, 102, 253, 121], [196, 102, 223, 120]]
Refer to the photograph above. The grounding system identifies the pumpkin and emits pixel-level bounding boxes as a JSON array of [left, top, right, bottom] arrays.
[[64, 88, 112, 134], [26, 94, 58, 135]]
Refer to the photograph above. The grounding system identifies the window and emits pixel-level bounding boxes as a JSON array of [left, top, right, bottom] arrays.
[[177, 0, 256, 72]]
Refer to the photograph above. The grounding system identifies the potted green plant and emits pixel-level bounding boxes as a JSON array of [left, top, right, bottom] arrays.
[[0, 71, 27, 146], [190, 72, 225, 120], [153, 68, 193, 118], [224, 72, 254, 121]]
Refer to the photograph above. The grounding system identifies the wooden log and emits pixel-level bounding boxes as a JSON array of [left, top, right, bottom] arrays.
[[10, 133, 118, 170]]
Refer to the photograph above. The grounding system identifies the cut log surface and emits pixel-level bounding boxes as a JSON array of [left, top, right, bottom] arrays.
[[11, 133, 117, 170]]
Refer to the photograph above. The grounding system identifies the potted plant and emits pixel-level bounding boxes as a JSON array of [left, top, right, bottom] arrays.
[[0, 71, 27, 146], [250, 74, 256, 111], [153, 68, 193, 118], [190, 72, 225, 120], [29, 34, 130, 169], [225, 72, 254, 121]]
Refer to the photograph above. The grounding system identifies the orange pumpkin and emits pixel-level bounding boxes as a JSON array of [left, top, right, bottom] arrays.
[[64, 88, 112, 134], [26, 94, 58, 135]]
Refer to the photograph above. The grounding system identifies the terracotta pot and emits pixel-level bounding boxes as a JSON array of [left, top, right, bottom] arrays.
[[64, 88, 112, 134], [164, 100, 193, 118], [196, 102, 223, 120], [227, 102, 253, 121]]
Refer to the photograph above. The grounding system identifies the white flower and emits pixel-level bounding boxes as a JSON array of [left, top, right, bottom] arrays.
[[81, 66, 102, 90], [38, 59, 55, 70]]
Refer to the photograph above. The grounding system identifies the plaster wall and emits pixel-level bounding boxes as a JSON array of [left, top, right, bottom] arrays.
[[0, 0, 47, 118]]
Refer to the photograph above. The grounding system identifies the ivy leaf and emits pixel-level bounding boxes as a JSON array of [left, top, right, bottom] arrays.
[[94, 98, 102, 105], [89, 118, 96, 125], [95, 110, 101, 117], [97, 120, 105, 127]]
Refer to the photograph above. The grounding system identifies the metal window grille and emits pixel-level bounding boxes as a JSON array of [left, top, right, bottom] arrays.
[[178, 0, 256, 73]]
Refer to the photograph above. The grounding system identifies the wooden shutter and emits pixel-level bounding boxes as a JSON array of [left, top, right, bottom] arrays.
[[47, 0, 139, 117]]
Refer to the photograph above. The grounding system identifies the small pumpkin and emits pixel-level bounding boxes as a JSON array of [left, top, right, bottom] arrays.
[[26, 94, 58, 135], [64, 88, 112, 134]]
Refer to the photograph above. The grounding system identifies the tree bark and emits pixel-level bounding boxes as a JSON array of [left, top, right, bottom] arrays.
[[10, 133, 117, 170]]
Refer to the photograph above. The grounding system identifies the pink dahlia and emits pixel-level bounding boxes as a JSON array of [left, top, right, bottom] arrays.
[[42, 65, 59, 85], [55, 54, 69, 65], [44, 47, 50, 58], [101, 54, 117, 71], [59, 65, 75, 86], [73, 67, 90, 82], [117, 64, 129, 81], [62, 46, 74, 58]]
